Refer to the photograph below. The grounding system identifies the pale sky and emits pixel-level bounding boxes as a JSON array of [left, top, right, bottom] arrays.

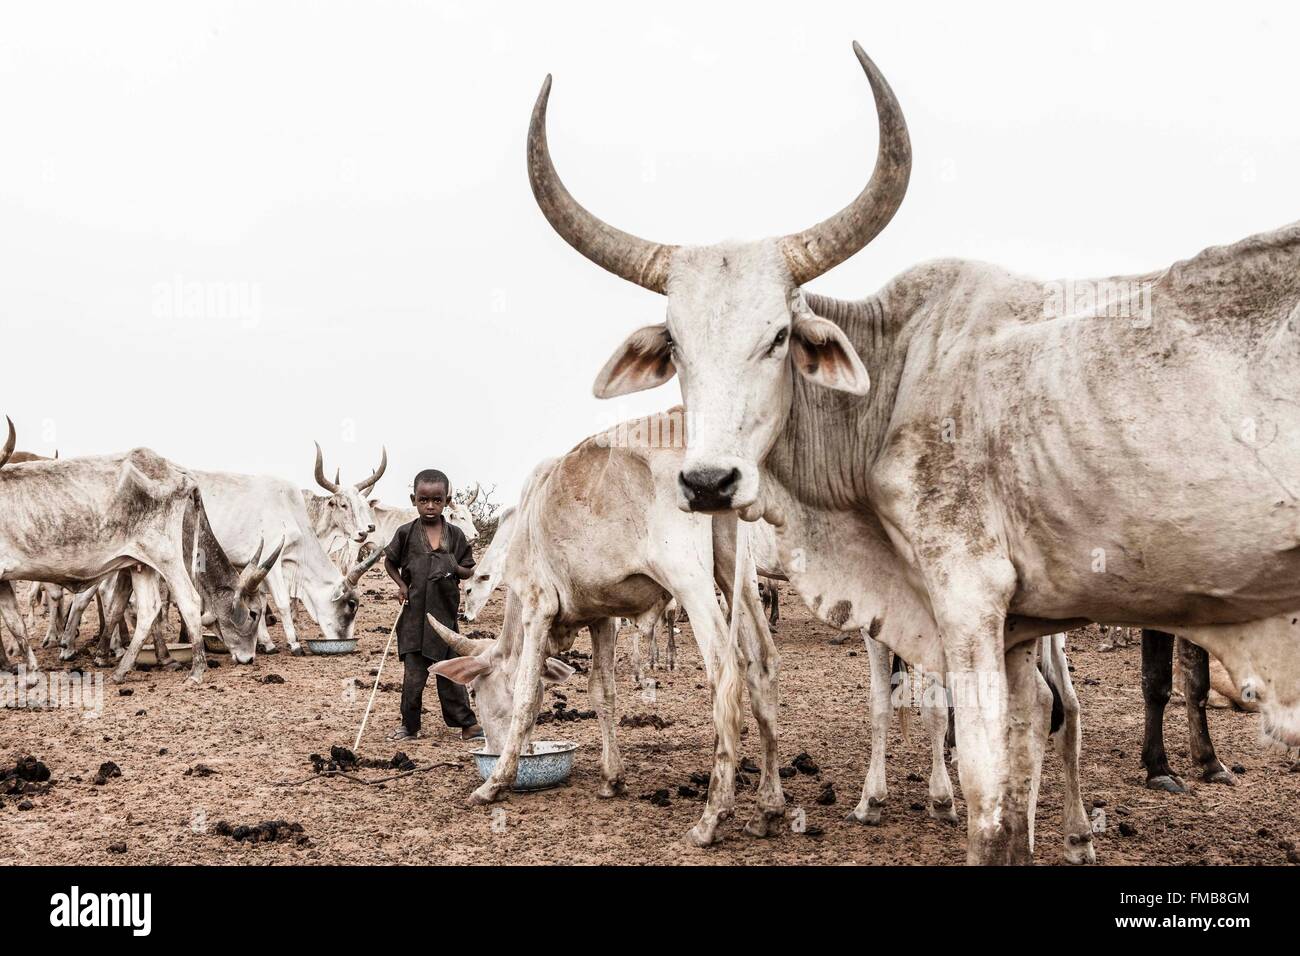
[[2, 1, 1297, 506]]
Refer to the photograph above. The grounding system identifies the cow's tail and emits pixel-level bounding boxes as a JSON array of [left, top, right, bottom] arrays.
[[1037, 634, 1066, 737]]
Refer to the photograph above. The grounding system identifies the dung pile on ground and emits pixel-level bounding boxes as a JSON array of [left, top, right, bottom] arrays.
[[92, 761, 121, 786], [308, 747, 417, 773], [536, 699, 596, 724], [212, 819, 310, 846], [2, 755, 52, 796], [639, 788, 672, 808], [620, 713, 673, 730], [556, 649, 589, 674]]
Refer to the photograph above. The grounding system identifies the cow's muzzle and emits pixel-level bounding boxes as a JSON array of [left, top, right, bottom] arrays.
[[678, 467, 740, 512]]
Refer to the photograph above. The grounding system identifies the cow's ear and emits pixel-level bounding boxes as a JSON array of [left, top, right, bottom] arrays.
[[593, 324, 676, 399], [791, 314, 871, 395], [541, 657, 576, 686], [433, 654, 494, 686]]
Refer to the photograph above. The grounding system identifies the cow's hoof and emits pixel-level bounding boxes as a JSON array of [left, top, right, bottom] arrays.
[[685, 823, 722, 847], [290, 645, 305, 657], [828, 634, 852, 646], [93, 656, 113, 669], [928, 797, 959, 825], [58, 649, 77, 662], [1203, 766, 1237, 786], [1146, 774, 1187, 794], [110, 670, 129, 685], [846, 797, 884, 825], [597, 779, 626, 799], [743, 809, 783, 838], [1064, 832, 1096, 865], [261, 645, 280, 656], [468, 784, 503, 806], [187, 672, 204, 686]]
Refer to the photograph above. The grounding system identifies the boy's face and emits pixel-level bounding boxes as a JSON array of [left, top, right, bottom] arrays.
[[412, 481, 449, 522]]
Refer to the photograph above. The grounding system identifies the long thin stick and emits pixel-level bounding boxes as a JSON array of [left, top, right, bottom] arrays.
[[353, 610, 400, 753]]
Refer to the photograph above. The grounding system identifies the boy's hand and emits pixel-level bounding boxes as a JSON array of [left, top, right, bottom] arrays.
[[395, 584, 409, 604]]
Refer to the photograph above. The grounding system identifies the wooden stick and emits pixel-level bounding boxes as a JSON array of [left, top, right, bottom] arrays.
[[353, 609, 401, 753]]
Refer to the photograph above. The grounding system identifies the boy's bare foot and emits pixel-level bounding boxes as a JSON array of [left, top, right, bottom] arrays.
[[461, 724, 484, 742], [389, 725, 418, 741]]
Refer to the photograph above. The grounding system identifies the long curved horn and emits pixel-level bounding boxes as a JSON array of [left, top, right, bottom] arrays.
[[425, 613, 493, 657], [527, 76, 677, 294], [0, 417, 15, 469], [240, 536, 284, 597], [344, 547, 383, 586], [313, 442, 341, 493], [354, 446, 387, 493], [779, 42, 912, 285], [464, 483, 480, 507]]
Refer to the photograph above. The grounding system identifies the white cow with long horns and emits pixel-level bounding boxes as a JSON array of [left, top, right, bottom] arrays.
[[525, 41, 1300, 863]]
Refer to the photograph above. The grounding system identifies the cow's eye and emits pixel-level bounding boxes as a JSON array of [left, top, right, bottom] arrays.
[[767, 328, 789, 356]]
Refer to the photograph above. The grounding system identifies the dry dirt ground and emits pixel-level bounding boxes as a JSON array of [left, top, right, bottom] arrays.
[[4, 568, 1298, 866]]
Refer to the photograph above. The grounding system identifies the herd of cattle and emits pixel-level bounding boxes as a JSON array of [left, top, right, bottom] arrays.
[[5, 40, 1299, 865], [0, 433, 479, 680]]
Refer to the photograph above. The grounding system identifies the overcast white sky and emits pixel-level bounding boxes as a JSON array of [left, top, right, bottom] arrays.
[[2, 1, 1297, 506]]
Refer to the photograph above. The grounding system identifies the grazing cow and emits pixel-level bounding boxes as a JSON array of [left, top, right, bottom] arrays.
[[300, 443, 386, 568], [0, 420, 275, 682], [526, 42, 1300, 863], [193, 470, 379, 654], [428, 416, 780, 846]]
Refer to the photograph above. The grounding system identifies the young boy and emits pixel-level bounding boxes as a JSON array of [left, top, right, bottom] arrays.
[[383, 469, 483, 741]]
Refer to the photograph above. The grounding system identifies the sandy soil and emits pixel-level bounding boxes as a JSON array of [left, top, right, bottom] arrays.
[[3, 569, 1298, 866]]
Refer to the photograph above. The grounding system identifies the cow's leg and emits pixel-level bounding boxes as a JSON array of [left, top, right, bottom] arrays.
[[768, 583, 779, 630], [588, 618, 625, 797], [848, 631, 892, 825], [733, 579, 783, 838], [675, 584, 742, 848], [58, 585, 101, 661], [96, 573, 130, 666], [111, 570, 164, 683], [646, 613, 659, 672], [1140, 629, 1184, 792], [471, 589, 555, 804], [1004, 640, 1049, 866], [928, 560, 1019, 865], [1042, 634, 1095, 863], [41, 586, 68, 647], [153, 563, 207, 684], [922, 671, 958, 824], [0, 581, 40, 680], [264, 570, 296, 654], [1178, 638, 1235, 786]]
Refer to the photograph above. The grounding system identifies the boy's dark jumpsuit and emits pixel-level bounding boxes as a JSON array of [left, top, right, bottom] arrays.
[[383, 516, 478, 734]]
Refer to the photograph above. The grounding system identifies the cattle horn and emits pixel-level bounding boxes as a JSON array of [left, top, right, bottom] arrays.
[[345, 547, 383, 586], [0, 416, 15, 469], [239, 536, 284, 597], [464, 483, 480, 507], [313, 442, 342, 493], [425, 613, 493, 657], [354, 446, 387, 493], [779, 42, 912, 285], [527, 75, 677, 294]]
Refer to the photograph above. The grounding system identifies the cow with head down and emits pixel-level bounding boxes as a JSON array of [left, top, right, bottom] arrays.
[[426, 418, 779, 847], [526, 41, 1300, 863]]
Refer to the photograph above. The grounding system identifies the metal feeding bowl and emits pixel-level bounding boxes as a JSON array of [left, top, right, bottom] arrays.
[[305, 638, 358, 655], [472, 741, 578, 792], [135, 643, 194, 666]]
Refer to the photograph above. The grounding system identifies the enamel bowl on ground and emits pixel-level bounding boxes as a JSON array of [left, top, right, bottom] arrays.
[[305, 639, 358, 655], [472, 741, 577, 791], [135, 643, 194, 666]]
